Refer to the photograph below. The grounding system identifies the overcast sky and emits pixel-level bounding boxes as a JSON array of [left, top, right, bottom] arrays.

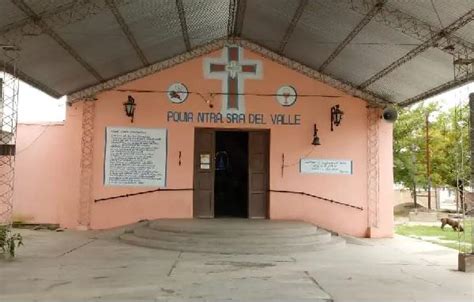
[[15, 80, 474, 123], [17, 81, 66, 123], [423, 82, 473, 111]]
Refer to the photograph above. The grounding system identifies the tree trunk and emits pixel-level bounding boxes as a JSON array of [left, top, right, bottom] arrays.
[[413, 182, 417, 208]]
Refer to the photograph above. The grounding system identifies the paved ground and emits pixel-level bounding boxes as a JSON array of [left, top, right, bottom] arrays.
[[0, 226, 473, 302]]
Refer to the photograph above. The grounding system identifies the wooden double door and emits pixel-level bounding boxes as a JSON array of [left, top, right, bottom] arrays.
[[193, 128, 269, 219]]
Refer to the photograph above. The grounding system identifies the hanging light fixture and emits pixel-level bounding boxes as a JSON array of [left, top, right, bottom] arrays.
[[330, 104, 344, 131], [123, 95, 136, 123], [312, 124, 321, 146]]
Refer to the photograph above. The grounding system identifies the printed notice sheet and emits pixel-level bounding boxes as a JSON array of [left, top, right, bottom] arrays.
[[104, 127, 167, 186], [300, 158, 352, 175]]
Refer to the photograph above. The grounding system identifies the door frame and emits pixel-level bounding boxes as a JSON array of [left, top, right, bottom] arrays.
[[248, 130, 270, 219], [193, 127, 270, 219]]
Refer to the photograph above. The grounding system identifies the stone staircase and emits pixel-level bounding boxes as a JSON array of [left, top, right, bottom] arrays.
[[120, 219, 345, 254]]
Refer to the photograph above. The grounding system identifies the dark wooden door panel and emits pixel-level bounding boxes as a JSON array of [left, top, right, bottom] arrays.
[[250, 173, 266, 191], [198, 176, 212, 190], [250, 153, 265, 170], [248, 131, 269, 219], [193, 129, 215, 218], [249, 193, 267, 218]]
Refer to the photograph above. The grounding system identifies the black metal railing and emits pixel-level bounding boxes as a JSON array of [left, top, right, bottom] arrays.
[[269, 189, 363, 210], [94, 187, 362, 211], [94, 188, 193, 203]]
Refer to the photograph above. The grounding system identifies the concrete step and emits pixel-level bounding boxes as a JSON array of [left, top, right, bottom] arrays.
[[120, 219, 345, 254], [120, 233, 345, 255], [133, 226, 331, 244], [147, 219, 319, 236]]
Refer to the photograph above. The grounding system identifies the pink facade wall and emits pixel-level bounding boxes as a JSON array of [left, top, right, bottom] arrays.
[[12, 46, 394, 237], [374, 120, 395, 237], [13, 103, 83, 228]]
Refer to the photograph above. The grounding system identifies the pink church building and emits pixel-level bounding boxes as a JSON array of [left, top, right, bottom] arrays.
[[12, 41, 394, 238]]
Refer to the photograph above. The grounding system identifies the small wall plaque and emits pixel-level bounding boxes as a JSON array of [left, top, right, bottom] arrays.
[[300, 158, 352, 175], [168, 82, 189, 104], [276, 85, 297, 107], [200, 153, 211, 170]]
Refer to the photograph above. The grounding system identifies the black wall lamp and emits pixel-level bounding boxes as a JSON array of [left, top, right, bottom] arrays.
[[330, 104, 344, 131], [312, 124, 321, 146], [124, 95, 136, 123]]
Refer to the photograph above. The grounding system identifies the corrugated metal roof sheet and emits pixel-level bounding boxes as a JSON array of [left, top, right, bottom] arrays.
[[0, 1, 26, 29], [16, 34, 97, 95], [324, 20, 421, 87], [285, 0, 366, 69], [0, 0, 471, 105], [241, 0, 299, 50], [56, 8, 143, 79], [456, 23, 474, 43], [183, 0, 229, 48], [368, 48, 454, 102], [388, 0, 474, 27], [118, 0, 186, 63]]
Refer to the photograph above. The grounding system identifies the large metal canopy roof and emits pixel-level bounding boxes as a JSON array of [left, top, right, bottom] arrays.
[[0, 0, 473, 106]]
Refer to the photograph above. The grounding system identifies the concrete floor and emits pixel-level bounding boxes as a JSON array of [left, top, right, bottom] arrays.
[[0, 227, 473, 302]]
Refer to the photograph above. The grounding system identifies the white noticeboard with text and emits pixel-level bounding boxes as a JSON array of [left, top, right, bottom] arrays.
[[300, 158, 352, 175], [104, 127, 167, 186]]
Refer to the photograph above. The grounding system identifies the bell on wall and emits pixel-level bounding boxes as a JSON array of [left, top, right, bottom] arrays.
[[312, 124, 321, 146]]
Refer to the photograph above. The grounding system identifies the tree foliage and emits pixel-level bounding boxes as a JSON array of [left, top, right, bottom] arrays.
[[393, 101, 470, 191]]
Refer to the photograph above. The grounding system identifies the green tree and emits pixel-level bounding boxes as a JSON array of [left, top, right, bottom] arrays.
[[430, 103, 470, 187], [393, 101, 470, 207], [393, 103, 436, 192]]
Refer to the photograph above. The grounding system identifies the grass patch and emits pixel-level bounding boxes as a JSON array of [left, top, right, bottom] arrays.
[[395, 219, 473, 252]]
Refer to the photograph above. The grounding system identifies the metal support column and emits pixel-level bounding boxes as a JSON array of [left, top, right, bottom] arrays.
[[459, 92, 474, 272], [0, 48, 19, 226], [469, 93, 474, 254]]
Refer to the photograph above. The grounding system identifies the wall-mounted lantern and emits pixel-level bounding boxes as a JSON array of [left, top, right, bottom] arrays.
[[312, 124, 321, 146], [124, 95, 136, 123], [330, 104, 344, 131]]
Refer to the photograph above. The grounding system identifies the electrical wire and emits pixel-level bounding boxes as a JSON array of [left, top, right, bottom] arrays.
[[15, 124, 51, 155], [115, 88, 342, 98]]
